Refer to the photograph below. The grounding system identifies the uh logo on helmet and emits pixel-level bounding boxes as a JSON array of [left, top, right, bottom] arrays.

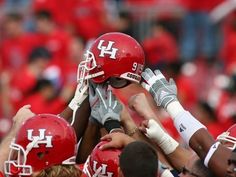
[[77, 32, 145, 86], [83, 141, 121, 177]]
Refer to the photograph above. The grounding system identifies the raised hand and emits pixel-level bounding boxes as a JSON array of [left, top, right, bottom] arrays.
[[89, 82, 123, 125], [139, 119, 179, 155], [128, 93, 155, 119], [89, 81, 108, 122], [141, 68, 177, 109]]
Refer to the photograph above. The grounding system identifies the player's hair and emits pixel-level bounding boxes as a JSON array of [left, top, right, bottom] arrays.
[[119, 141, 158, 177], [34, 165, 81, 177]]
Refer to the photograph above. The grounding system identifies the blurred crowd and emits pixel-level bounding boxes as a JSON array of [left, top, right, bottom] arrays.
[[1, 0, 236, 142]]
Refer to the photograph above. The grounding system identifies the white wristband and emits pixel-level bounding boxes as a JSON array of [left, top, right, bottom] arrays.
[[204, 142, 220, 167], [173, 111, 206, 145], [166, 101, 184, 119]]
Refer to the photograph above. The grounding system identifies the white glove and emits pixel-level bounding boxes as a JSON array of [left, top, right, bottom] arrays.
[[141, 68, 177, 109], [145, 119, 179, 155]]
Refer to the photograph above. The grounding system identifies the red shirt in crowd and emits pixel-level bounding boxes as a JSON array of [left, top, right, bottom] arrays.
[[33, 0, 74, 27], [176, 75, 197, 111], [9, 66, 38, 111], [70, 0, 109, 41], [221, 12, 236, 73], [35, 30, 71, 69], [21, 92, 66, 114], [0, 33, 38, 71], [142, 29, 178, 67]]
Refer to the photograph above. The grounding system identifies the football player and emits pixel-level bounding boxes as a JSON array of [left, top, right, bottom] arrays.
[[82, 141, 121, 177], [226, 148, 236, 177], [3, 114, 80, 177], [0, 105, 35, 172], [141, 68, 232, 176], [59, 31, 145, 130], [59, 32, 145, 163]]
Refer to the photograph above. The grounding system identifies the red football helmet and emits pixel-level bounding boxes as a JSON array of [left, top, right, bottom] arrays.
[[4, 114, 77, 176], [78, 32, 145, 85], [217, 124, 236, 150], [83, 141, 121, 177]]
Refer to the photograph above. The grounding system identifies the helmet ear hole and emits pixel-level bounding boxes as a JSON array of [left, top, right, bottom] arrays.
[[37, 152, 45, 160], [109, 77, 130, 88]]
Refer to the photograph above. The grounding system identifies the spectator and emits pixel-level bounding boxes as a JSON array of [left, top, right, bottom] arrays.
[[33, 0, 74, 28], [180, 0, 222, 62], [193, 100, 224, 139], [0, 12, 38, 71], [70, 0, 112, 41], [34, 10, 71, 70], [142, 21, 179, 70], [10, 47, 51, 111], [221, 11, 236, 73], [21, 78, 73, 114]]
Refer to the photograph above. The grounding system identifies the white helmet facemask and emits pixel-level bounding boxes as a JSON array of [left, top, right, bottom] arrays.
[[217, 132, 236, 150], [4, 139, 32, 177], [77, 50, 104, 84]]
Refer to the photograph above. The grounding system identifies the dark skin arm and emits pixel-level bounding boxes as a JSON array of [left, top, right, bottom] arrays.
[[76, 120, 101, 163], [60, 97, 99, 164], [59, 97, 91, 142], [59, 106, 73, 121], [189, 128, 231, 177]]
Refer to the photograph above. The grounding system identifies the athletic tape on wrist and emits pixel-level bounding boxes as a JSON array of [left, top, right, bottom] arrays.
[[204, 142, 220, 167], [146, 119, 179, 154], [68, 99, 77, 110], [159, 134, 179, 155], [173, 111, 206, 145]]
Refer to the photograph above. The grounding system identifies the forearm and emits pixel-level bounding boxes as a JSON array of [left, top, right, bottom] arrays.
[[189, 128, 215, 159], [166, 101, 209, 149], [76, 120, 100, 163], [166, 101, 229, 175], [208, 144, 231, 177], [166, 146, 192, 171], [72, 97, 91, 142], [59, 106, 73, 121]]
